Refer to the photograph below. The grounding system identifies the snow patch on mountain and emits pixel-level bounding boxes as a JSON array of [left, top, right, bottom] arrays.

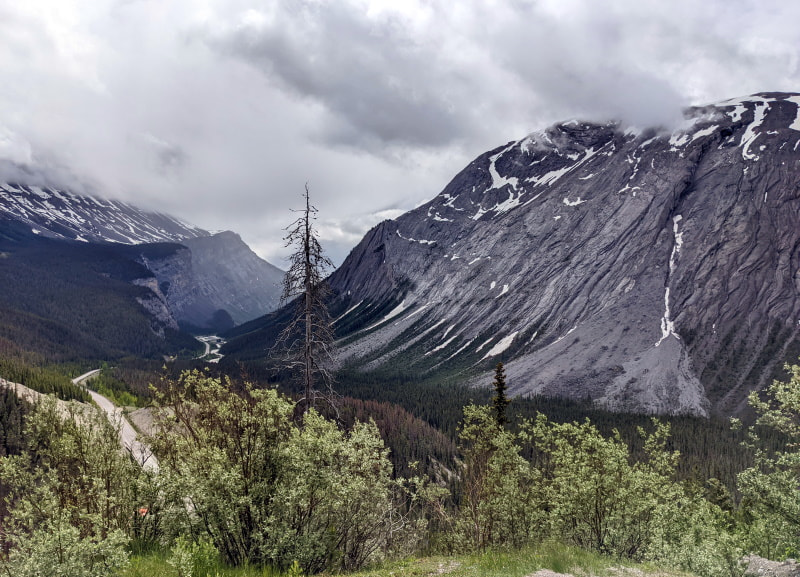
[[482, 331, 518, 360], [740, 97, 773, 161], [656, 215, 684, 347], [0, 182, 209, 244], [487, 143, 519, 191], [786, 95, 800, 131]]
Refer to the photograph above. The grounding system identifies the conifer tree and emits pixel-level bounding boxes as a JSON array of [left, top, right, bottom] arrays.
[[277, 185, 335, 416], [492, 362, 509, 428]]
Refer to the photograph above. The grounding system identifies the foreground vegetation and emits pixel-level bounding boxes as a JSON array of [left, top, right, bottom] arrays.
[[121, 541, 692, 577], [1, 364, 800, 576]]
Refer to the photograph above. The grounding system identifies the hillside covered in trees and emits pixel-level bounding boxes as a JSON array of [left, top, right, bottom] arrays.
[[0, 218, 199, 363]]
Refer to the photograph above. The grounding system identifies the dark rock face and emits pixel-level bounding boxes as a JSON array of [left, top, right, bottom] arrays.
[[0, 184, 284, 330], [139, 232, 284, 328], [182, 232, 283, 324], [326, 92, 800, 416]]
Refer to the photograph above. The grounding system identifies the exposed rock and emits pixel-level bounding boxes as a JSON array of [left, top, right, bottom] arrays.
[[136, 243, 217, 328], [132, 276, 180, 334], [127, 407, 159, 438], [743, 555, 800, 577], [232, 92, 800, 416], [182, 231, 284, 325], [135, 232, 283, 329]]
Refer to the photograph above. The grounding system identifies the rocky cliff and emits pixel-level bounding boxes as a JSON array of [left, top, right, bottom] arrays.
[[135, 232, 284, 329], [239, 92, 800, 416]]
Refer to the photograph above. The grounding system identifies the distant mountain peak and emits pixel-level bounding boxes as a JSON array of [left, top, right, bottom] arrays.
[[0, 182, 209, 244], [0, 183, 285, 330]]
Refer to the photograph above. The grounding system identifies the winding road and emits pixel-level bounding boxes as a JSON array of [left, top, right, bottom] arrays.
[[195, 335, 225, 363], [72, 370, 159, 473]]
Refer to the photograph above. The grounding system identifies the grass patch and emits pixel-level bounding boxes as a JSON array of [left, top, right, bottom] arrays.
[[122, 542, 694, 577], [352, 542, 686, 577], [120, 550, 283, 577]]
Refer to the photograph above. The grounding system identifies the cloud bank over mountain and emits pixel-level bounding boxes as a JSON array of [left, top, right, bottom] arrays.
[[1, 0, 799, 263]]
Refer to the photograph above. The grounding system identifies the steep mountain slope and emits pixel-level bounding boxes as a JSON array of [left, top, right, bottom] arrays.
[[0, 184, 283, 329], [226, 92, 800, 417], [0, 216, 198, 361], [132, 232, 284, 330], [181, 232, 283, 325]]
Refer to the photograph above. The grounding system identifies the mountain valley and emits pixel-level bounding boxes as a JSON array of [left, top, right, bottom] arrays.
[[3, 92, 800, 577]]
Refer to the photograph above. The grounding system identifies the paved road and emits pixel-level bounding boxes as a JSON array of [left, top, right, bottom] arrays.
[[195, 335, 225, 362], [72, 370, 159, 473]]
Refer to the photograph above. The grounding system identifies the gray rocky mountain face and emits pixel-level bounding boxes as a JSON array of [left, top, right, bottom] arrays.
[[140, 232, 284, 328], [328, 92, 800, 416], [0, 184, 283, 330]]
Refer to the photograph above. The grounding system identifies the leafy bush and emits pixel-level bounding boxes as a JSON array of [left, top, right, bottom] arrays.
[[2, 514, 129, 577], [736, 363, 800, 559], [525, 416, 680, 559], [150, 370, 422, 574], [454, 405, 742, 576], [168, 535, 219, 577], [455, 404, 545, 551], [0, 397, 139, 576]]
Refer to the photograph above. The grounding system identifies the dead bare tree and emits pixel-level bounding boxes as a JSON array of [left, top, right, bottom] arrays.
[[276, 184, 336, 416]]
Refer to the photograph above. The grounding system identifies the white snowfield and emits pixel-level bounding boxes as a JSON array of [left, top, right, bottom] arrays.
[[0, 182, 208, 245], [481, 331, 519, 361]]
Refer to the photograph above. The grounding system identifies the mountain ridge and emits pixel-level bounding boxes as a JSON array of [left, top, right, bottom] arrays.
[[0, 182, 208, 244], [225, 92, 800, 417], [0, 183, 284, 331]]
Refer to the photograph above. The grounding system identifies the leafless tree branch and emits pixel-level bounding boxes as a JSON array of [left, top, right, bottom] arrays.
[[273, 184, 337, 418]]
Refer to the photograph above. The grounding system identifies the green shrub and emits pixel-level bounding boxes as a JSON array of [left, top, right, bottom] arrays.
[[0, 397, 139, 576], [168, 535, 219, 577], [2, 514, 128, 577], [736, 363, 800, 559], [456, 404, 545, 551], [454, 405, 743, 575], [151, 370, 417, 574]]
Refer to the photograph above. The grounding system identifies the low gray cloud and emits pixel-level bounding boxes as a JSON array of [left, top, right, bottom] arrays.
[[199, 2, 472, 150], [1, 0, 799, 265]]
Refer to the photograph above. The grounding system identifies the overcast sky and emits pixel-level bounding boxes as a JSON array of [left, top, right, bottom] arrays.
[[1, 0, 799, 265]]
